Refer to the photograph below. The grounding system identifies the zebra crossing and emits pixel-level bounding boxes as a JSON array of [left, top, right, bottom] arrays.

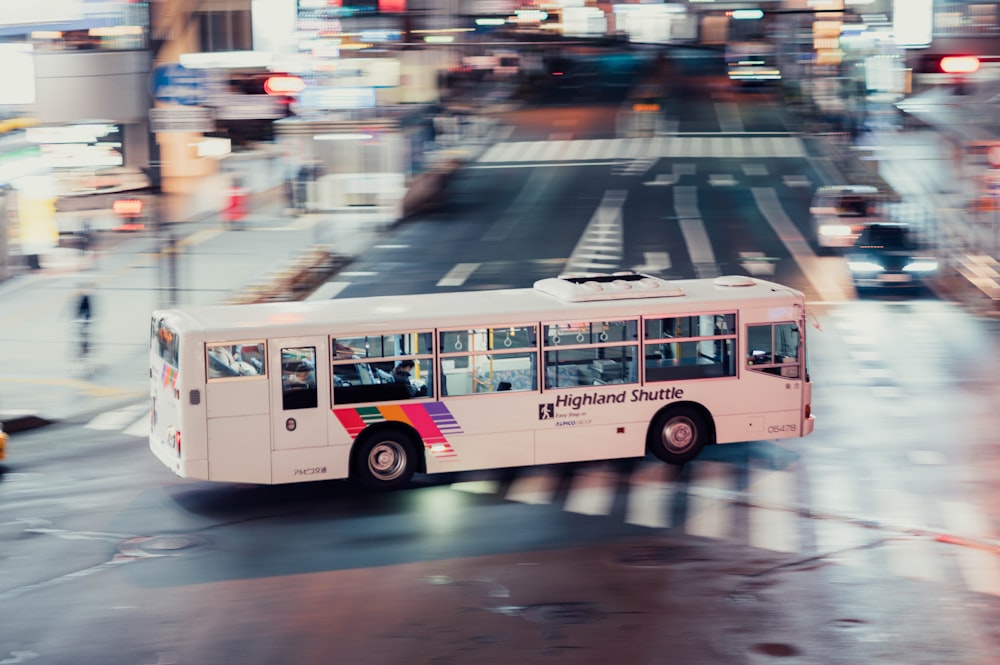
[[84, 402, 148, 438], [476, 134, 808, 165], [87, 398, 1000, 597], [449, 456, 1000, 597]]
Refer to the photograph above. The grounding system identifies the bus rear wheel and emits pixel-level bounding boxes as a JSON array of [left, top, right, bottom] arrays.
[[354, 430, 417, 491], [648, 406, 708, 464]]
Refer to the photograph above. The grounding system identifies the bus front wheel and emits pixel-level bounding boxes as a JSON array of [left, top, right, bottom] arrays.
[[648, 406, 708, 464], [353, 430, 417, 491]]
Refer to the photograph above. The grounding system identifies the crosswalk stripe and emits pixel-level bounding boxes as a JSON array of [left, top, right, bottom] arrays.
[[505, 470, 559, 505], [475, 135, 808, 164], [626, 463, 678, 529], [878, 488, 943, 583], [581, 139, 604, 160], [123, 415, 149, 438], [451, 480, 500, 495], [519, 141, 549, 162], [941, 500, 1000, 597], [685, 461, 733, 540], [563, 139, 588, 161], [749, 468, 800, 553], [85, 404, 149, 431], [809, 469, 874, 568], [564, 466, 618, 516]]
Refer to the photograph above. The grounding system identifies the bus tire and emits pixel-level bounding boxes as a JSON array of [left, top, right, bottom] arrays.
[[353, 429, 418, 491], [648, 406, 708, 464]]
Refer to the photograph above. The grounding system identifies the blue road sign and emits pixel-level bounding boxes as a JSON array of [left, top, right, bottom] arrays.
[[149, 63, 204, 106]]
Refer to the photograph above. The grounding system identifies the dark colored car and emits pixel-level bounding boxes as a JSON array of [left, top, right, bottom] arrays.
[[846, 223, 938, 291]]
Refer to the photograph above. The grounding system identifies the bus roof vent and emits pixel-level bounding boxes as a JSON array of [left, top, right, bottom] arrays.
[[534, 272, 685, 302], [714, 275, 757, 288]]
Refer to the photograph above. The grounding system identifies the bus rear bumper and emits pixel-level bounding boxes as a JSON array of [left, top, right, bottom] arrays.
[[150, 440, 208, 480]]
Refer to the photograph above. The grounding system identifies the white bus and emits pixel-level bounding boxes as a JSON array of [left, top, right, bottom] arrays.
[[149, 273, 814, 490]]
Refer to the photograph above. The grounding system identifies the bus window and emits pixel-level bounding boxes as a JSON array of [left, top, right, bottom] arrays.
[[644, 313, 736, 381], [332, 332, 433, 403], [152, 317, 179, 368], [543, 320, 638, 388], [281, 347, 317, 409], [207, 341, 265, 379], [439, 325, 538, 395], [746, 323, 801, 378]]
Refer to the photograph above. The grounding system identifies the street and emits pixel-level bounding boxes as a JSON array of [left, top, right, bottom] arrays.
[[2, 55, 1000, 664]]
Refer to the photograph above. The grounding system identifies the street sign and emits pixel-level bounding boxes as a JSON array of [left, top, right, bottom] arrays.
[[149, 63, 205, 106], [149, 107, 214, 134]]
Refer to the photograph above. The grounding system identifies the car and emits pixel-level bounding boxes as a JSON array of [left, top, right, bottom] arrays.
[[0, 422, 7, 463], [809, 185, 885, 252], [845, 223, 939, 291]]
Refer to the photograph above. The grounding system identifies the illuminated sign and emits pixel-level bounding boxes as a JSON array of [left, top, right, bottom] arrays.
[[0, 44, 35, 105], [893, 0, 932, 47]]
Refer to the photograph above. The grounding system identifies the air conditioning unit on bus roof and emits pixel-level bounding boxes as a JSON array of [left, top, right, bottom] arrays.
[[534, 272, 685, 302]]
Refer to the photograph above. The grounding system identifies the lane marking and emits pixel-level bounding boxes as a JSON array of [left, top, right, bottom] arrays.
[[437, 262, 481, 287], [751, 187, 852, 302], [675, 186, 719, 278], [307, 281, 351, 301]]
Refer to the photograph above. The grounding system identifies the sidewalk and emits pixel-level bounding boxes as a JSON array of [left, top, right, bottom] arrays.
[[0, 199, 388, 433]]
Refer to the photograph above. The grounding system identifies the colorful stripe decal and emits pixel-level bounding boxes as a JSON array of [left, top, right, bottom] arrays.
[[332, 402, 464, 461], [161, 364, 178, 389]]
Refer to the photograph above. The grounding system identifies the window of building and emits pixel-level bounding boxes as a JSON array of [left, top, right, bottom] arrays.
[[195, 9, 252, 52]]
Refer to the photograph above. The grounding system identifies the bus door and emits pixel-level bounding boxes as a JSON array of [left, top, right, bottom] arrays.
[[269, 338, 330, 450]]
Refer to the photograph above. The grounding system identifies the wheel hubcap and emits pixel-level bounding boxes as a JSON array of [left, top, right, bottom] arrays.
[[663, 418, 694, 454], [369, 442, 405, 480]]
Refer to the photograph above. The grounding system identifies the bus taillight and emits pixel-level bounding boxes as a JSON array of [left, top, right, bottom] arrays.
[[175, 431, 181, 454]]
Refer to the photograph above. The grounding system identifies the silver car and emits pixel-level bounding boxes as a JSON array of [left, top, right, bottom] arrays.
[[810, 185, 884, 252]]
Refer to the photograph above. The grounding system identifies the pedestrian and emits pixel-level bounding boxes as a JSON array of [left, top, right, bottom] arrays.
[[74, 289, 94, 359], [76, 290, 93, 323]]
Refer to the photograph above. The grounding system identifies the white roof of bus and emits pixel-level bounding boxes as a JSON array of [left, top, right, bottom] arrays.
[[154, 275, 803, 338]]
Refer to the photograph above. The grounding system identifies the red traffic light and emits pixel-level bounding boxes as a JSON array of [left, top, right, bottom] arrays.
[[940, 56, 980, 75], [264, 75, 305, 96]]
